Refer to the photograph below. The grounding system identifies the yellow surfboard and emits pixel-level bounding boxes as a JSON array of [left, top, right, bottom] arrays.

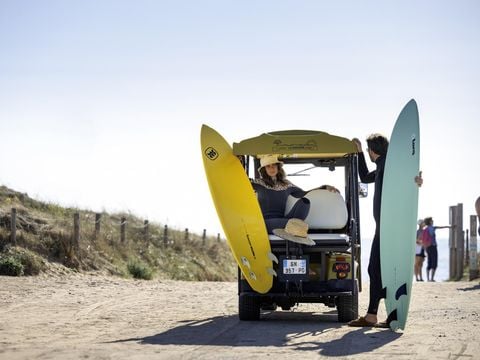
[[201, 125, 274, 294]]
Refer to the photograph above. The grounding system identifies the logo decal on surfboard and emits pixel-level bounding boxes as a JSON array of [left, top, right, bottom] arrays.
[[411, 135, 416, 156], [204, 147, 219, 160]]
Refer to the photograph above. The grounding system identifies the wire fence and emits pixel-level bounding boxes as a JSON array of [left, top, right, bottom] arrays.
[[1, 207, 222, 259]]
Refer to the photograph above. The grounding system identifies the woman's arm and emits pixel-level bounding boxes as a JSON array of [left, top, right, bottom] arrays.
[[317, 184, 340, 193], [290, 186, 307, 198]]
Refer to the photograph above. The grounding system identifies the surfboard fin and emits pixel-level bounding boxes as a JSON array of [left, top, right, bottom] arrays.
[[266, 267, 277, 277], [267, 252, 279, 264], [240, 256, 251, 269], [386, 309, 398, 325], [395, 283, 408, 300]]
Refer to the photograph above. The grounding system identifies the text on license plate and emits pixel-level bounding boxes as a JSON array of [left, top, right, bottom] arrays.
[[282, 259, 307, 274]]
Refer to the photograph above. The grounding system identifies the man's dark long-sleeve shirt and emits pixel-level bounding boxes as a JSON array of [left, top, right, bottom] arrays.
[[358, 152, 386, 226]]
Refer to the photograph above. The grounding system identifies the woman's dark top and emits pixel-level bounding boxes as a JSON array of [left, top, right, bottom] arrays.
[[251, 178, 305, 219]]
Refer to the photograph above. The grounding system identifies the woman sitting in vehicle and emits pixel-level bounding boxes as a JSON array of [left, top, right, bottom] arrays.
[[251, 154, 338, 234]]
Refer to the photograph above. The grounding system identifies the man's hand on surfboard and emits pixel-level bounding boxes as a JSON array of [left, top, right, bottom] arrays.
[[415, 171, 423, 187]]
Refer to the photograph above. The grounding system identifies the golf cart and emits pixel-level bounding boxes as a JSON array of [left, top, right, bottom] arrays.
[[232, 130, 362, 322]]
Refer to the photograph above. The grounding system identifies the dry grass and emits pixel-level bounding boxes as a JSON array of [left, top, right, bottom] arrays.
[[0, 185, 236, 281]]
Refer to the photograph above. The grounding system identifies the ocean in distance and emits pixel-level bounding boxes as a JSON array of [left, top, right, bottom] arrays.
[[360, 236, 450, 282]]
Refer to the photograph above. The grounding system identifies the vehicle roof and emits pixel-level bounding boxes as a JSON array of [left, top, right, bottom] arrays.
[[232, 130, 357, 158]]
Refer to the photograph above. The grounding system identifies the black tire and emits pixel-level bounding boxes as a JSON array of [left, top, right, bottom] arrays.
[[337, 282, 359, 322], [239, 294, 260, 321]]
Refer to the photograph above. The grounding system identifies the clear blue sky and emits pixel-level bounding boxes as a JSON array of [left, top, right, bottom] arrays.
[[1, 0, 479, 239]]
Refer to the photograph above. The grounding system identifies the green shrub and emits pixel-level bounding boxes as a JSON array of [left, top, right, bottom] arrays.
[[0, 256, 24, 276], [18, 251, 45, 275], [127, 260, 153, 280]]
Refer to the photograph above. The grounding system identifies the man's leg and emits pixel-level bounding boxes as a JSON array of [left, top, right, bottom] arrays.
[[426, 247, 433, 281], [349, 232, 383, 326], [365, 235, 382, 323]]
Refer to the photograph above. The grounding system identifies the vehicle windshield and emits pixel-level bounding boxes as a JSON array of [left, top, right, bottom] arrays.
[[247, 159, 346, 196], [283, 163, 345, 196]]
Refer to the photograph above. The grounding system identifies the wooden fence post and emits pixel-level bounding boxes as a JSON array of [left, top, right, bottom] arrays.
[[94, 213, 101, 240], [202, 229, 206, 246], [73, 213, 80, 256], [465, 229, 469, 266], [120, 217, 126, 243], [470, 215, 478, 281], [144, 220, 149, 242], [449, 205, 457, 280], [217, 233, 220, 242], [455, 203, 464, 281], [10, 208, 17, 246], [163, 225, 168, 246]]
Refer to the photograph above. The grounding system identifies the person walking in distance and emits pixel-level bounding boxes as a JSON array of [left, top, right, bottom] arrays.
[[415, 219, 426, 281]]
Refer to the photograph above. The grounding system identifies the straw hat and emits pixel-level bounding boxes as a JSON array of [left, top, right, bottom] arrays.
[[258, 154, 283, 172], [273, 218, 315, 246]]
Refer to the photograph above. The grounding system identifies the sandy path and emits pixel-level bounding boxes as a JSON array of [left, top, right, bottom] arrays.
[[0, 273, 479, 360]]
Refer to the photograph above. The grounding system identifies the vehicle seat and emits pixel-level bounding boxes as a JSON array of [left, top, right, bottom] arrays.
[[285, 189, 348, 230]]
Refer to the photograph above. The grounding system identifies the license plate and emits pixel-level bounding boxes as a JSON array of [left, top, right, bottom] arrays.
[[283, 259, 307, 275]]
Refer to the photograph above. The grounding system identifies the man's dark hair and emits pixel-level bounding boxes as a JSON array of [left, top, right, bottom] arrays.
[[366, 133, 389, 156], [424, 217, 433, 226]]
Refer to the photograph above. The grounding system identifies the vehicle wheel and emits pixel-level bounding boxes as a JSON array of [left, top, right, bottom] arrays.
[[337, 283, 359, 322], [239, 294, 260, 321]]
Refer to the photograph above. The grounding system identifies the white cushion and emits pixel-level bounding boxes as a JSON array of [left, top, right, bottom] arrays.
[[285, 189, 348, 229]]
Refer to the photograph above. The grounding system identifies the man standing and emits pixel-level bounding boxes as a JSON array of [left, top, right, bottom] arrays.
[[348, 134, 423, 327]]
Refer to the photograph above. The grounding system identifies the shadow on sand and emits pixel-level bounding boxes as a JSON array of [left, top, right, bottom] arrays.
[[111, 311, 401, 356], [457, 283, 480, 292]]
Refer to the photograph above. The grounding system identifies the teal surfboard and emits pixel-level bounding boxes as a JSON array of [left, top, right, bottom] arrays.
[[380, 99, 420, 331]]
